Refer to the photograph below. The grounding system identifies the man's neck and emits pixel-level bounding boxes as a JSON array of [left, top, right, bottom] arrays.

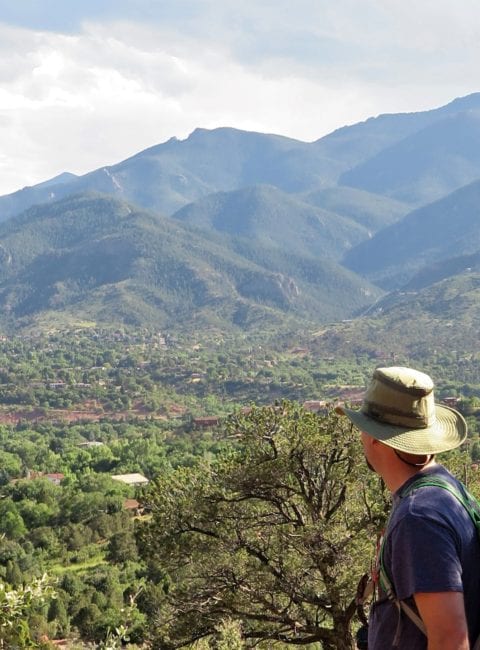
[[383, 458, 438, 493]]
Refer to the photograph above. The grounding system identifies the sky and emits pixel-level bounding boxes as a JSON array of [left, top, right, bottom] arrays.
[[0, 0, 479, 195]]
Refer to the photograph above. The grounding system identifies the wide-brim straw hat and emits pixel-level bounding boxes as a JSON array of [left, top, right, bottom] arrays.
[[336, 366, 467, 454]]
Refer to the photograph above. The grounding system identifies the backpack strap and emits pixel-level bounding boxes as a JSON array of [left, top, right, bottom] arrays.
[[378, 525, 427, 646], [378, 475, 480, 645]]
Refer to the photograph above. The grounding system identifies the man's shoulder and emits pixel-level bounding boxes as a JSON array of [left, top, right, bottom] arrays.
[[396, 466, 464, 505], [391, 466, 476, 541]]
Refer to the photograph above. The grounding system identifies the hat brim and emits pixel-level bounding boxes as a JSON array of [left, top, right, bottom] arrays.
[[337, 403, 467, 454]]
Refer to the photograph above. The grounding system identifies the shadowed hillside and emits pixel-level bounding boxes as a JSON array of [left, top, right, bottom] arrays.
[[172, 184, 369, 260], [343, 179, 480, 288], [340, 110, 480, 205]]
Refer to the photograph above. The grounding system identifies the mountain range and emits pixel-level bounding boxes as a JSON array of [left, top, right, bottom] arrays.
[[1, 92, 480, 336], [0, 193, 381, 332]]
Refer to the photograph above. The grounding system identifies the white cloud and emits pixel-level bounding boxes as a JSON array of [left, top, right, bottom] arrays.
[[0, 2, 478, 195], [0, 20, 373, 194]]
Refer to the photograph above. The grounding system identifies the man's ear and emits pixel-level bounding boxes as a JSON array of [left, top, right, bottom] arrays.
[[362, 432, 377, 447]]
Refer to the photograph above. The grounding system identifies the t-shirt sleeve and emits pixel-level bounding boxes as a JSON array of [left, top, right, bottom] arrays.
[[388, 512, 463, 601]]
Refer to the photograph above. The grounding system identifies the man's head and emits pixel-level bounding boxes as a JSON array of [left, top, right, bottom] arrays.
[[336, 366, 467, 455]]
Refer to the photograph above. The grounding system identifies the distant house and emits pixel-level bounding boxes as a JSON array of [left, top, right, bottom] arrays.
[[193, 416, 220, 429], [123, 498, 143, 515], [78, 440, 104, 448], [335, 387, 365, 405], [45, 473, 65, 485], [303, 400, 327, 413], [23, 471, 65, 485], [111, 473, 149, 487]]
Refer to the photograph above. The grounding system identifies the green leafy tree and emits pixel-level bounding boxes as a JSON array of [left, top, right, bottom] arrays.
[[19, 501, 57, 529], [0, 539, 25, 566], [47, 593, 70, 638], [471, 441, 480, 462], [5, 560, 23, 587], [98, 588, 146, 649], [107, 529, 138, 564], [0, 574, 55, 649], [215, 618, 244, 650], [0, 451, 22, 484], [0, 509, 27, 540], [28, 527, 60, 554], [72, 603, 103, 641], [138, 403, 387, 650]]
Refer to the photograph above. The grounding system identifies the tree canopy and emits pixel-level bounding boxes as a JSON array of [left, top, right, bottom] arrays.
[[138, 402, 389, 649]]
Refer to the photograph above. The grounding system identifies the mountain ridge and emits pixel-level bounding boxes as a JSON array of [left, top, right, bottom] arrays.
[[2, 92, 480, 225], [340, 110, 480, 205]]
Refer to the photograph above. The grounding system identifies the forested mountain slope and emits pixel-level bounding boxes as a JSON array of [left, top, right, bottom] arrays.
[[0, 193, 382, 331], [343, 178, 480, 288]]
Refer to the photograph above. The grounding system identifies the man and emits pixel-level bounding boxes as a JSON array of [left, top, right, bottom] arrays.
[[337, 366, 480, 650]]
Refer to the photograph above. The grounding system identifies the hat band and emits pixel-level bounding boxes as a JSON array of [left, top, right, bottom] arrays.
[[362, 399, 433, 429]]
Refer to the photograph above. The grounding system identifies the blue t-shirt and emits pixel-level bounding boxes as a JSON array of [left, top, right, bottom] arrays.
[[368, 464, 480, 649]]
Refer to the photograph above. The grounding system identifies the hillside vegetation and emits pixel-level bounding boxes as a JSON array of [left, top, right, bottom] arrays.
[[343, 178, 480, 288], [0, 193, 381, 332]]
